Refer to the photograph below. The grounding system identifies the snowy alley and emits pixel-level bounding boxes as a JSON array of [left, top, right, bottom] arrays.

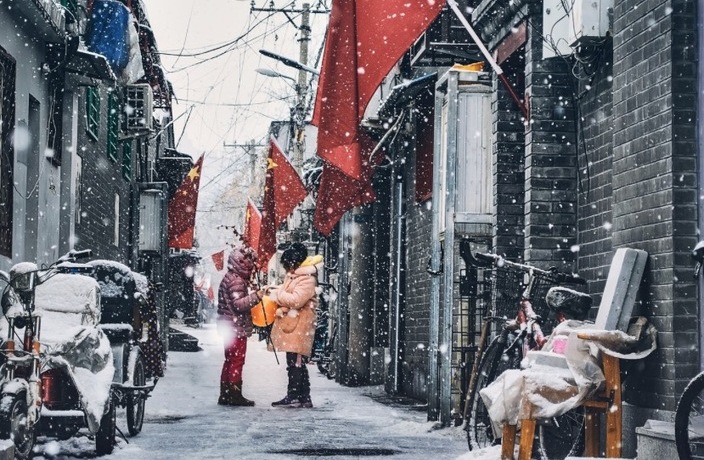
[[31, 324, 496, 460]]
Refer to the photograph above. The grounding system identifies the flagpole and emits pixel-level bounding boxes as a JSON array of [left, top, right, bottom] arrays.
[[446, 0, 529, 120]]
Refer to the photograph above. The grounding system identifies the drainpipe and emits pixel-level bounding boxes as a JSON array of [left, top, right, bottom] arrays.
[[698, 0, 704, 371], [346, 205, 374, 385], [388, 166, 405, 393], [427, 78, 447, 421]]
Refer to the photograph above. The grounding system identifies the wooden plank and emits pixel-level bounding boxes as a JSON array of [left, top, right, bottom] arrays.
[[518, 419, 536, 460], [501, 424, 517, 460], [603, 355, 622, 457], [584, 408, 600, 456]]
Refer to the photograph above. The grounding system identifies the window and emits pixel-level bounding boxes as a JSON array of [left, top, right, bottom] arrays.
[[122, 141, 132, 180], [107, 91, 119, 162], [0, 46, 15, 258], [86, 87, 100, 140], [61, 0, 78, 23], [114, 193, 120, 246]]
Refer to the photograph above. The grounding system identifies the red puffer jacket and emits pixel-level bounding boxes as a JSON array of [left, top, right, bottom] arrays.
[[217, 248, 261, 338]]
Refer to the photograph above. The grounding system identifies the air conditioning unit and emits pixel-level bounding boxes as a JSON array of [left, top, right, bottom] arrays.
[[124, 84, 153, 132], [543, 0, 613, 58]]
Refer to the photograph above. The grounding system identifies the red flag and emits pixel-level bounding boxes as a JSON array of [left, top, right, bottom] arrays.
[[211, 250, 225, 271], [242, 198, 261, 256], [258, 138, 308, 266], [312, 0, 444, 235], [168, 154, 204, 249]]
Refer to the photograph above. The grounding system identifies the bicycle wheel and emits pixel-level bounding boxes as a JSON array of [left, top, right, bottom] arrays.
[[466, 334, 520, 450], [537, 409, 585, 459], [676, 372, 704, 459]]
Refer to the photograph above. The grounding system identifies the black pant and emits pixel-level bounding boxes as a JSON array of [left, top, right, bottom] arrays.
[[286, 352, 310, 399]]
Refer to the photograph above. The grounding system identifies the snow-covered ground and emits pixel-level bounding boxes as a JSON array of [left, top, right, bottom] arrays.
[[31, 323, 502, 459]]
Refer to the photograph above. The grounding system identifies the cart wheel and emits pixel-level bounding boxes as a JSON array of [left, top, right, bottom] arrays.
[[0, 393, 35, 460], [96, 398, 116, 456], [127, 353, 146, 436]]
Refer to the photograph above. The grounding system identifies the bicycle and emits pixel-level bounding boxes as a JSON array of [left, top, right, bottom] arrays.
[[674, 240, 704, 460], [463, 251, 590, 459], [311, 281, 338, 379]]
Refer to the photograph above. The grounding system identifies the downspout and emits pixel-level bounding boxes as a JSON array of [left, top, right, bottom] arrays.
[[427, 79, 446, 421], [388, 162, 405, 393], [698, 0, 704, 371], [440, 71, 460, 426]]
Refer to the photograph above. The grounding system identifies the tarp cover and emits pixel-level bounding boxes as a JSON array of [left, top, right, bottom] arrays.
[[480, 318, 657, 425], [86, 0, 130, 72], [5, 274, 114, 434]]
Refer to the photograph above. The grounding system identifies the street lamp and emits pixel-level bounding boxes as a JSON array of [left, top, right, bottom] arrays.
[[258, 49, 319, 76], [255, 68, 298, 84]]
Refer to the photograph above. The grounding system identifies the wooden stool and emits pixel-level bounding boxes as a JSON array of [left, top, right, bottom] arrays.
[[499, 353, 622, 459]]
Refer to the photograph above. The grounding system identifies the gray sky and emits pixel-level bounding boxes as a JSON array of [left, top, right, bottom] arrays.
[[142, 0, 327, 281]]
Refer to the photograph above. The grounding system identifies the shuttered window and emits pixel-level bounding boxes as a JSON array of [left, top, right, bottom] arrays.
[[107, 92, 119, 162], [86, 87, 100, 141], [122, 141, 132, 180]]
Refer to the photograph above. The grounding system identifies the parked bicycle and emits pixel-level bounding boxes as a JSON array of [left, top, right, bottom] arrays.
[[674, 240, 704, 459], [311, 281, 338, 379], [463, 251, 591, 458]]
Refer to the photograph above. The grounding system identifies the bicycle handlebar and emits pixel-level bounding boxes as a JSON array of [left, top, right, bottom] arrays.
[[472, 252, 586, 285]]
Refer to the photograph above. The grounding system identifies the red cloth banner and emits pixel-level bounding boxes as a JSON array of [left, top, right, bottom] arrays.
[[168, 154, 204, 249], [258, 138, 308, 266], [242, 198, 262, 257], [312, 0, 445, 235], [211, 250, 225, 272]]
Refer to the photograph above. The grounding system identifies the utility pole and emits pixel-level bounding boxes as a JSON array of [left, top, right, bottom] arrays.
[[251, 2, 326, 168]]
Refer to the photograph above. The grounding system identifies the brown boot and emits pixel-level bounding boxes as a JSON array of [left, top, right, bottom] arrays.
[[227, 383, 255, 406]]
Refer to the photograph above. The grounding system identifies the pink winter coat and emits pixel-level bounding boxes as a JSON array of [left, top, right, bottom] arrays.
[[217, 248, 261, 338], [269, 264, 318, 357]]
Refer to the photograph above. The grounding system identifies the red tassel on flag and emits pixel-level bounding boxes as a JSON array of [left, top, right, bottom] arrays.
[[312, 0, 444, 235], [211, 250, 225, 272], [167, 154, 204, 249], [258, 138, 308, 266]]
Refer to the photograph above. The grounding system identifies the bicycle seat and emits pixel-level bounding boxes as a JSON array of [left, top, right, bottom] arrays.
[[693, 241, 704, 263], [546, 286, 592, 320]]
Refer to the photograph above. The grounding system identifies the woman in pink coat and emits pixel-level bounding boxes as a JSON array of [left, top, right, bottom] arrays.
[[269, 243, 318, 408]]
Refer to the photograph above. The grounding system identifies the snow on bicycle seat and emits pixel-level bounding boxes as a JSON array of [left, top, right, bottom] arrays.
[[546, 286, 592, 320], [34, 273, 101, 345]]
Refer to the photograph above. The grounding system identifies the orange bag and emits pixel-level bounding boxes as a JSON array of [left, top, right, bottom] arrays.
[[251, 295, 277, 327]]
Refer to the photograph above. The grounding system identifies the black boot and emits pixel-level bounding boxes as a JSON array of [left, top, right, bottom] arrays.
[[218, 382, 231, 405], [228, 383, 255, 406], [272, 365, 300, 407]]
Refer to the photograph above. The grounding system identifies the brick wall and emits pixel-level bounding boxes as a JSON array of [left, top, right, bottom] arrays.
[[575, 44, 614, 305], [75, 86, 134, 265], [524, 22, 579, 271], [493, 53, 526, 260], [610, 0, 699, 410], [400, 135, 434, 401]]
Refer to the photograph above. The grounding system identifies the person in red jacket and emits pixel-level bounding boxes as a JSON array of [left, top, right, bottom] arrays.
[[216, 246, 264, 406]]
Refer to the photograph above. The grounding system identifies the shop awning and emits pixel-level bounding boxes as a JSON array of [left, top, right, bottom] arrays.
[[377, 72, 437, 119]]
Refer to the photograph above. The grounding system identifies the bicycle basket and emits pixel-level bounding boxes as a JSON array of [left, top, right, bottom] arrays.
[[485, 267, 524, 319]]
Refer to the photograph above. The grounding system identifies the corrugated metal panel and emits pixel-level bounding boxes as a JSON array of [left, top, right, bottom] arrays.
[[139, 189, 164, 252], [456, 88, 492, 217]]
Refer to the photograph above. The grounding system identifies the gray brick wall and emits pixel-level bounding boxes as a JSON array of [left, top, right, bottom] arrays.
[[75, 86, 134, 265], [524, 23, 579, 271], [400, 138, 434, 401], [610, 0, 698, 410], [493, 55, 526, 260]]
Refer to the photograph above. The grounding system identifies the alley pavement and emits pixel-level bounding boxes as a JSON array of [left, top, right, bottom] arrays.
[[34, 323, 475, 459]]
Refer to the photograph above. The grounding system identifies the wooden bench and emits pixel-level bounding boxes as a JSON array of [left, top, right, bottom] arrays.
[[500, 248, 648, 460]]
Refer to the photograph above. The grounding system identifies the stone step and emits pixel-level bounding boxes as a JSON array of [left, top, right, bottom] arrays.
[[168, 327, 202, 352], [635, 419, 677, 459]]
